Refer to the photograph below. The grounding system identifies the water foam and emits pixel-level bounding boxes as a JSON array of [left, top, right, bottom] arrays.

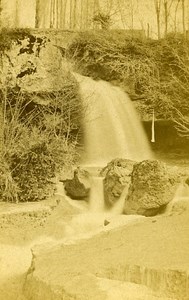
[[75, 73, 153, 165]]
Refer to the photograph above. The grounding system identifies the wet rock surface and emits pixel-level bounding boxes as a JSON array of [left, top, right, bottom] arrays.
[[0, 194, 84, 300], [24, 209, 189, 300], [101, 159, 135, 207], [124, 160, 180, 216], [63, 168, 91, 199]]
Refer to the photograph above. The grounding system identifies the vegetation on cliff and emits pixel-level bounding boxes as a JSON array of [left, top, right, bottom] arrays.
[[0, 29, 82, 202], [67, 30, 189, 127], [1, 28, 189, 202]]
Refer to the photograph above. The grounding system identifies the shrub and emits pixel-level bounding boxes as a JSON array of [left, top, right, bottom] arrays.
[[67, 31, 189, 122], [0, 160, 19, 202], [0, 74, 82, 202]]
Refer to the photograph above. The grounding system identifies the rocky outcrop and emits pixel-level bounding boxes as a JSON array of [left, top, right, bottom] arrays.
[[100, 158, 135, 207], [24, 210, 189, 300], [1, 32, 71, 93], [124, 160, 179, 216], [63, 168, 91, 199]]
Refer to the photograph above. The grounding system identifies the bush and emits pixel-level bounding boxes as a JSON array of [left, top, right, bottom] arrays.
[[0, 160, 19, 202], [0, 74, 82, 202], [67, 31, 189, 121], [9, 133, 55, 202]]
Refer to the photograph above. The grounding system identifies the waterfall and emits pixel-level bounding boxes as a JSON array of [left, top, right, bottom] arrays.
[[89, 177, 105, 212], [165, 182, 189, 214], [75, 73, 153, 166], [74, 73, 153, 214]]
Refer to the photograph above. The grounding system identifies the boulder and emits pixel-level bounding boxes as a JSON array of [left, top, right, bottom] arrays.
[[24, 210, 189, 300], [101, 158, 135, 207], [1, 33, 71, 93], [124, 160, 180, 216], [63, 168, 91, 199]]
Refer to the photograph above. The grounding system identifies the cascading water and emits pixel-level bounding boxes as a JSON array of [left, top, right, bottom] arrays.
[[75, 73, 153, 166], [89, 177, 105, 212], [165, 182, 189, 214], [74, 73, 153, 216]]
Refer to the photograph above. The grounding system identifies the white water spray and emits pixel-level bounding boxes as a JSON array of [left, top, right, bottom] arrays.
[[89, 177, 105, 212], [74, 73, 153, 215], [165, 182, 189, 214], [75, 73, 153, 166]]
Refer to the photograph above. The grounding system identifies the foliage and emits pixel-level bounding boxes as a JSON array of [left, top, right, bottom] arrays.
[[93, 12, 112, 30], [0, 28, 31, 52], [67, 31, 189, 123], [9, 133, 56, 202], [0, 160, 19, 202], [0, 75, 81, 202]]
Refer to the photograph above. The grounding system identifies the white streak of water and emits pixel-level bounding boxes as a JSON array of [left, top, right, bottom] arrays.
[[74, 73, 153, 165]]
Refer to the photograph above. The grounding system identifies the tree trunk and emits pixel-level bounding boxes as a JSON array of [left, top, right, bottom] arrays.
[[70, 0, 73, 29], [154, 0, 161, 39], [52, 0, 56, 28], [80, 0, 84, 29], [56, 0, 59, 28], [164, 0, 168, 36], [131, 0, 134, 35], [73, 0, 77, 29], [174, 0, 180, 33], [93, 0, 100, 28], [35, 0, 40, 28], [85, 0, 89, 29], [0, 0, 2, 28], [15, 0, 19, 27], [61, 0, 68, 29], [182, 0, 186, 37], [147, 23, 150, 38], [50, 0, 53, 27]]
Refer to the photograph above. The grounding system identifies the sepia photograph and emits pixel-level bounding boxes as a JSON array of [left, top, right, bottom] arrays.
[[0, 0, 189, 299]]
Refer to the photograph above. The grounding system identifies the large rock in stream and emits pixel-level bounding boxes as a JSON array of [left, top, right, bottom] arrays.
[[63, 168, 91, 199], [124, 160, 180, 216], [101, 159, 135, 207]]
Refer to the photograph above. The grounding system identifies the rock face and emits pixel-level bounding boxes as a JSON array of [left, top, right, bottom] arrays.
[[1, 30, 78, 97], [124, 160, 179, 216], [24, 210, 189, 300], [101, 159, 135, 207], [64, 168, 91, 199], [1, 33, 68, 92]]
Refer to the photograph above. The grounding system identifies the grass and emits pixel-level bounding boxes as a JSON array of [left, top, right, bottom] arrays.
[[0, 75, 82, 202]]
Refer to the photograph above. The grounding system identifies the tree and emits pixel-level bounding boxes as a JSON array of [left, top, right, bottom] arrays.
[[61, 0, 68, 29], [0, 0, 2, 28], [35, 0, 40, 28], [163, 0, 174, 36], [93, 12, 112, 29], [173, 0, 181, 33], [15, 0, 19, 27], [181, 0, 186, 37], [154, 0, 162, 39]]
